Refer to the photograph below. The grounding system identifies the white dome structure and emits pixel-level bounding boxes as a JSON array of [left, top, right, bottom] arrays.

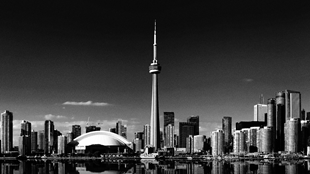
[[73, 131, 133, 151]]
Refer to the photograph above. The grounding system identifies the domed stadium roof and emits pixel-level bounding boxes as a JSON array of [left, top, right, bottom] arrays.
[[73, 131, 133, 150]]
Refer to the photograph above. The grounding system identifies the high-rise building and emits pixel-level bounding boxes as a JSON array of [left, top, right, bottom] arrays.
[[187, 115, 199, 135], [143, 124, 151, 147], [66, 132, 73, 143], [254, 104, 267, 122], [179, 122, 195, 148], [1, 110, 13, 153], [31, 130, 37, 153], [222, 116, 232, 152], [284, 118, 300, 153], [44, 120, 54, 154], [71, 125, 81, 139], [186, 135, 194, 154], [284, 90, 301, 121], [37, 130, 44, 151], [19, 135, 29, 156], [86, 125, 100, 133], [57, 135, 67, 155], [211, 129, 224, 156], [193, 135, 206, 153], [267, 98, 276, 152], [53, 130, 62, 153], [149, 20, 161, 151], [109, 128, 116, 133], [260, 126, 272, 153], [116, 120, 127, 138], [164, 112, 174, 147], [21, 120, 32, 155], [249, 127, 260, 152], [164, 124, 174, 148], [276, 91, 285, 151]]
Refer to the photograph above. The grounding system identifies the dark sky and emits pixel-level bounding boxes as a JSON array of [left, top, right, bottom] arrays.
[[1, 1, 310, 144]]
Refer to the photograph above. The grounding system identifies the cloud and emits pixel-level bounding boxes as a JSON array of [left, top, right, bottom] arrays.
[[62, 101, 110, 106], [242, 78, 254, 82], [44, 114, 67, 120]]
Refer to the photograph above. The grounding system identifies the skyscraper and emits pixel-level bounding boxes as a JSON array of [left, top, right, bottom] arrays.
[[187, 115, 199, 135], [254, 104, 267, 122], [222, 116, 232, 152], [116, 120, 127, 138], [164, 112, 174, 147], [71, 125, 81, 139], [276, 91, 285, 151], [1, 110, 13, 153], [44, 120, 54, 154], [267, 98, 276, 152], [284, 90, 301, 121], [21, 120, 32, 155], [57, 135, 67, 155], [31, 130, 38, 153], [211, 129, 224, 156], [37, 130, 45, 151], [179, 122, 195, 148], [149, 20, 161, 150]]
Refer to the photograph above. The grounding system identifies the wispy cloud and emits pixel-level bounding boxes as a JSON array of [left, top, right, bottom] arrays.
[[62, 101, 110, 106], [44, 114, 67, 120], [242, 78, 254, 82]]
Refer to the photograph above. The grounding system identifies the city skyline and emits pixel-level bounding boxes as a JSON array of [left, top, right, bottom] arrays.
[[1, 1, 310, 145]]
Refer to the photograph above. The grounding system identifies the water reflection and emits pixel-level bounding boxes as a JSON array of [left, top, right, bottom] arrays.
[[1, 159, 310, 173]]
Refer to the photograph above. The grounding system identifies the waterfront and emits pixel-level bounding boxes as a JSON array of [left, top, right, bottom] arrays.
[[2, 160, 310, 174]]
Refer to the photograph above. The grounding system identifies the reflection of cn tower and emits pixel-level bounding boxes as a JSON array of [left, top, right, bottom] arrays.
[[149, 20, 161, 150]]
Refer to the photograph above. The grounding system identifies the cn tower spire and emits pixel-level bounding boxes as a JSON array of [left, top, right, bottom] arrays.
[[149, 20, 161, 151], [153, 20, 157, 63]]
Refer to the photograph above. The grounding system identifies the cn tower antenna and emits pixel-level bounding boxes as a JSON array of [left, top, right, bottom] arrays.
[[153, 20, 157, 63]]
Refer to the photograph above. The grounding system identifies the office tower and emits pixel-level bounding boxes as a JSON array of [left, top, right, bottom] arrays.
[[233, 130, 245, 154], [66, 132, 73, 143], [134, 138, 143, 153], [187, 115, 199, 135], [276, 91, 285, 151], [193, 135, 206, 153], [254, 104, 267, 121], [86, 125, 100, 133], [211, 129, 224, 156], [1, 110, 13, 153], [301, 120, 310, 154], [164, 124, 174, 147], [116, 120, 127, 138], [164, 112, 174, 147], [241, 128, 250, 152], [186, 135, 194, 154], [249, 127, 260, 152], [109, 128, 116, 133], [260, 126, 272, 153], [20, 120, 32, 155], [143, 124, 151, 147], [31, 130, 37, 153], [236, 121, 266, 130], [267, 98, 276, 152], [307, 112, 310, 120], [37, 130, 44, 151], [222, 116, 232, 152], [71, 125, 81, 139], [179, 122, 195, 148], [284, 118, 300, 153], [44, 120, 54, 154], [149, 20, 161, 150], [19, 136, 28, 156], [53, 130, 62, 153], [302, 109, 306, 120], [57, 135, 67, 154], [284, 90, 301, 121], [174, 134, 179, 147]]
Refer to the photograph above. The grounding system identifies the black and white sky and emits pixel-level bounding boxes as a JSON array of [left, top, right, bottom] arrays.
[[1, 1, 310, 145]]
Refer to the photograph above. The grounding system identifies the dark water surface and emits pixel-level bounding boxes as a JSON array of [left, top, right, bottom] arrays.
[[4, 160, 310, 174]]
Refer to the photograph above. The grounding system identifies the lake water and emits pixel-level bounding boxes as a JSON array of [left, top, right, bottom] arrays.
[[4, 159, 310, 174]]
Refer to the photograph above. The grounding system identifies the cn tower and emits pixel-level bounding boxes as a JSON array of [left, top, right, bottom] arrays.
[[149, 20, 161, 150]]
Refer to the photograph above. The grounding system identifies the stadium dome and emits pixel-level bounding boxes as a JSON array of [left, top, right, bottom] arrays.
[[73, 131, 133, 151]]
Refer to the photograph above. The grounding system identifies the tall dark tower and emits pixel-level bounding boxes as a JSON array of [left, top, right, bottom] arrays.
[[149, 20, 161, 150]]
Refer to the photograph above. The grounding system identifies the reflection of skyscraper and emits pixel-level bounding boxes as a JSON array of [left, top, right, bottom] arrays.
[[149, 20, 161, 151], [71, 125, 81, 139], [164, 112, 174, 147], [254, 104, 267, 121], [44, 120, 54, 154], [187, 115, 199, 135], [1, 110, 13, 153]]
